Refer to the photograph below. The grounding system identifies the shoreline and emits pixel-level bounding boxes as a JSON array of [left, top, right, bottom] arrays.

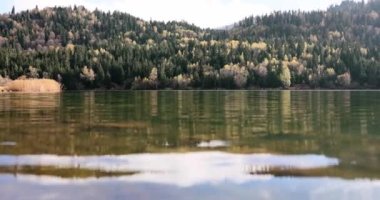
[[61, 88, 380, 92]]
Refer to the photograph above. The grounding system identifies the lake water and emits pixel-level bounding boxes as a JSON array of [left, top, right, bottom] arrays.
[[0, 91, 379, 200]]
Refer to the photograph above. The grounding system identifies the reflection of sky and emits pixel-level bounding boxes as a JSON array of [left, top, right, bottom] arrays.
[[0, 152, 338, 187], [197, 140, 229, 148], [1, 152, 379, 200], [1, 174, 380, 200]]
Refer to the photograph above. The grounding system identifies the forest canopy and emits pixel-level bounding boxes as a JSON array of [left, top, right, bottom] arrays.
[[0, 0, 379, 89]]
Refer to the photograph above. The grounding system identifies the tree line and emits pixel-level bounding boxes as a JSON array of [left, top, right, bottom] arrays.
[[0, 0, 379, 89]]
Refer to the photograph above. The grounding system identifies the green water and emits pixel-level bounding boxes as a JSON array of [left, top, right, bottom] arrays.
[[0, 91, 379, 200]]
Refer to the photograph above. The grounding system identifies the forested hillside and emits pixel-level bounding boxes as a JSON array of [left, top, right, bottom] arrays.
[[0, 0, 379, 89]]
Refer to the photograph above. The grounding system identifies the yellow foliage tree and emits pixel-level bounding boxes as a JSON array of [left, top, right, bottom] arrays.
[[279, 64, 291, 88]]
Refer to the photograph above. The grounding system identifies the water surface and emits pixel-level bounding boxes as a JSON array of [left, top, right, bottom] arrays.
[[0, 91, 379, 200]]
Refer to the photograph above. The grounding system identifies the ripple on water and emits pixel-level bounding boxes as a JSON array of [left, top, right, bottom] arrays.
[[0, 141, 16, 146], [197, 140, 229, 148]]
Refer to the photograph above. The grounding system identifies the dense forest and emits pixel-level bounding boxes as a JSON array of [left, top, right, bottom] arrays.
[[0, 0, 379, 89]]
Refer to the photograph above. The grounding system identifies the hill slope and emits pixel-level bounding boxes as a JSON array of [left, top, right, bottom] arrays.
[[0, 0, 379, 89]]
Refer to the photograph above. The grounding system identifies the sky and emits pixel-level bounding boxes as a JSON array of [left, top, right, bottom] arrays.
[[0, 0, 362, 28]]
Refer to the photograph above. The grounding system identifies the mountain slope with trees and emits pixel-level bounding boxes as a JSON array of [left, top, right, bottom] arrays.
[[0, 0, 379, 89]]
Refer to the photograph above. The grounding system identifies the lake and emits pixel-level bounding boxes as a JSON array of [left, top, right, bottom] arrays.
[[0, 91, 379, 200]]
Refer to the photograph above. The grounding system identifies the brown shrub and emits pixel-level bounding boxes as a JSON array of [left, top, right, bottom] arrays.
[[5, 79, 61, 93]]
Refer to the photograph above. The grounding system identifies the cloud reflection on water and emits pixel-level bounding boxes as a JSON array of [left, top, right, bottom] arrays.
[[0, 152, 338, 187]]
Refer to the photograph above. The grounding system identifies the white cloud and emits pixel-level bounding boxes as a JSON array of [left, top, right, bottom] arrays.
[[9, 0, 361, 28]]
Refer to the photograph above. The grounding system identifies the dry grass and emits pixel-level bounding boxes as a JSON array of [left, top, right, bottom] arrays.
[[4, 79, 61, 93]]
